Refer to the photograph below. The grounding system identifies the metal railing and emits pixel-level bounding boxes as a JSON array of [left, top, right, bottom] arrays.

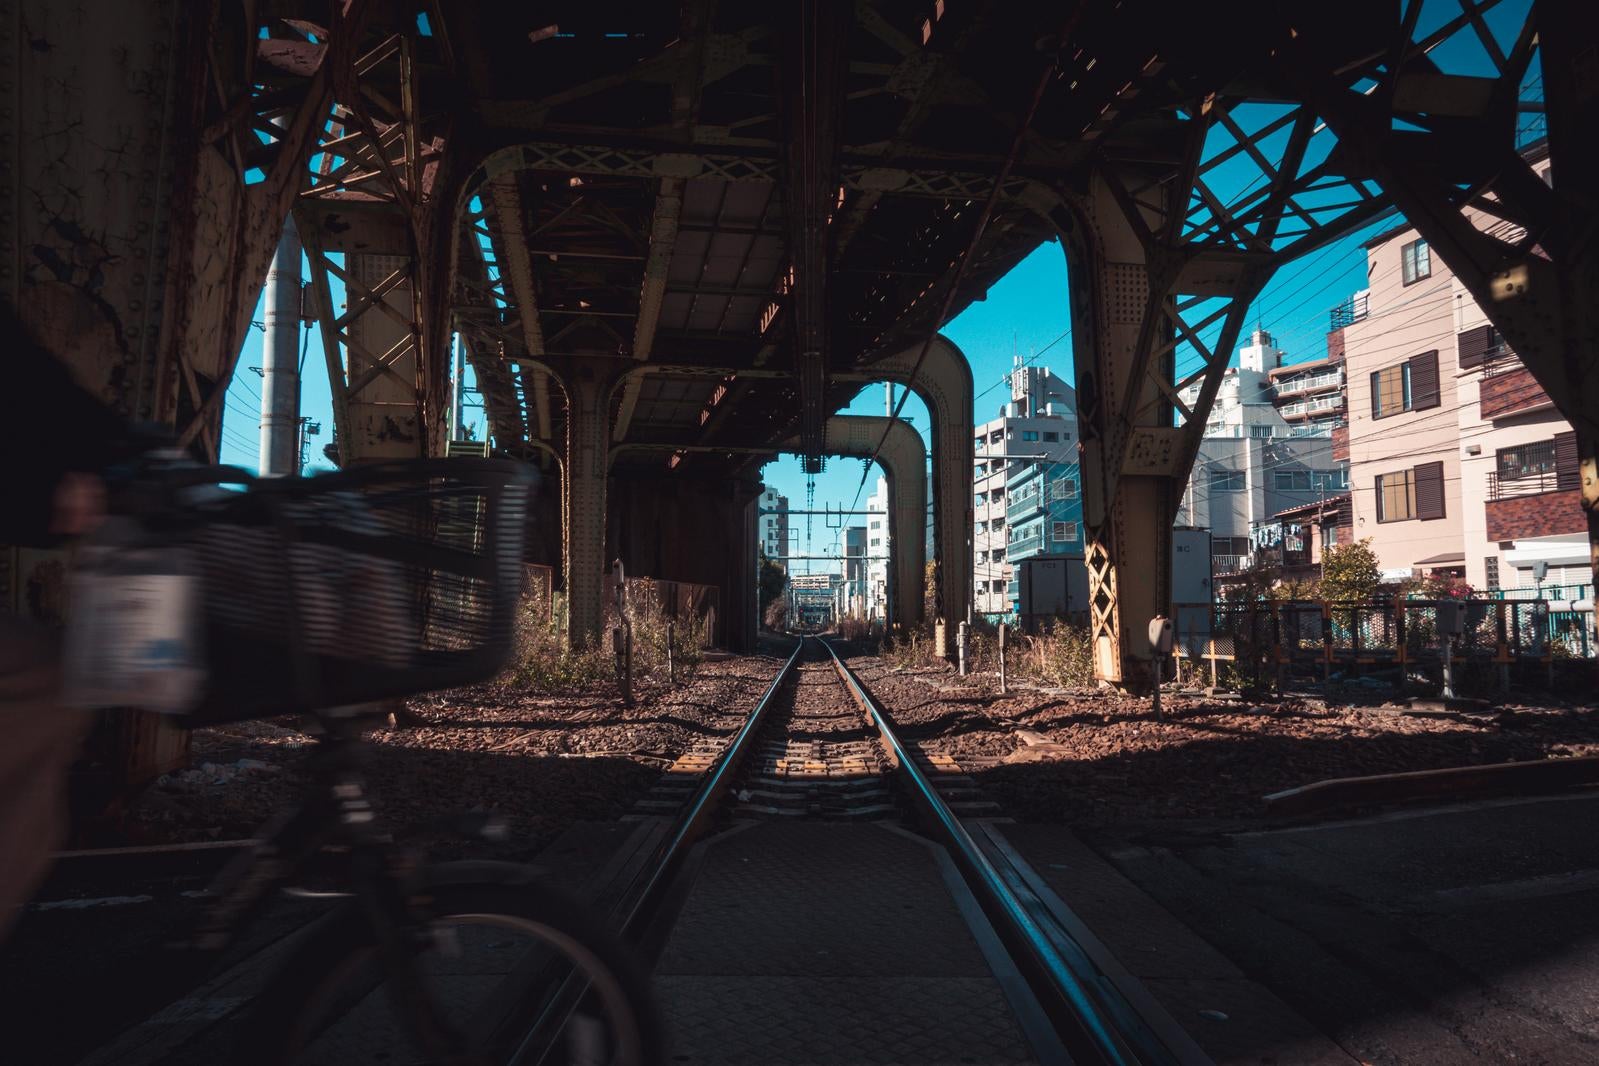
[[1172, 598, 1592, 691], [1272, 370, 1344, 397], [1329, 291, 1369, 330], [1487, 469, 1572, 500], [1212, 554, 1245, 575], [1278, 394, 1344, 418], [1478, 344, 1520, 377]]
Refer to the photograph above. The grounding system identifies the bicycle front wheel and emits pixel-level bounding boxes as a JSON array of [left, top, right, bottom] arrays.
[[243, 874, 661, 1066]]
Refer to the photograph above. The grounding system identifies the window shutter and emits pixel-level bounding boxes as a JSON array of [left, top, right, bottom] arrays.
[[1409, 350, 1440, 410], [1414, 461, 1445, 520], [1555, 431, 1580, 490], [1457, 325, 1494, 368], [1370, 370, 1382, 419]]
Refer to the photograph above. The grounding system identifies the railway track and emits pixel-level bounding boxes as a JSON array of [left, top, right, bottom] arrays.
[[611, 637, 1207, 1065], [66, 638, 1207, 1065]]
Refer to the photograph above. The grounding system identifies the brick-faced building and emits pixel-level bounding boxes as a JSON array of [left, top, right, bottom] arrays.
[[1330, 142, 1588, 595]]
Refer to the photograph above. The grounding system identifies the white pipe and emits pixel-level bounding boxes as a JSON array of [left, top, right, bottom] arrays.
[[259, 214, 302, 477]]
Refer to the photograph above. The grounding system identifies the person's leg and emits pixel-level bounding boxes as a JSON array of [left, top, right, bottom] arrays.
[[0, 615, 89, 938]]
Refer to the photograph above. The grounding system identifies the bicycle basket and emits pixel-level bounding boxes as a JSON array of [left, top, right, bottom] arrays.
[[178, 458, 533, 723]]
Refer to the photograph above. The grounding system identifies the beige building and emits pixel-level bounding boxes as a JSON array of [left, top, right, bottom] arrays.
[[1335, 144, 1586, 593]]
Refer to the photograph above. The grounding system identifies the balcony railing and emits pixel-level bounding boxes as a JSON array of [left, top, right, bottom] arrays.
[[1007, 534, 1045, 560], [1479, 345, 1521, 378], [1272, 370, 1344, 397], [1487, 469, 1577, 500], [1278, 395, 1344, 418], [1329, 291, 1369, 330], [1212, 554, 1245, 575]]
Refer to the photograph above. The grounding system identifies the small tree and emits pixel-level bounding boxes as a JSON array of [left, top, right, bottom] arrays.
[[922, 560, 940, 625], [758, 553, 787, 613], [1320, 538, 1382, 603], [763, 595, 790, 631]]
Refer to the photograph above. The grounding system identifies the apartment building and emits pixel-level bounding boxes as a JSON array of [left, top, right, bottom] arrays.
[[865, 476, 890, 622], [1003, 460, 1084, 612], [834, 524, 868, 620], [757, 486, 789, 565], [1334, 142, 1587, 592], [1176, 329, 1346, 576], [973, 359, 1077, 619]]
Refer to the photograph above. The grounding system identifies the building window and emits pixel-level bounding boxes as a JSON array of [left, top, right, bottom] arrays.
[[1371, 363, 1409, 417], [1376, 469, 1416, 522], [992, 580, 1006, 593], [1212, 536, 1250, 557], [992, 548, 1004, 561], [1248, 425, 1272, 439], [1401, 238, 1431, 285], [1275, 470, 1311, 491], [1313, 468, 1348, 491], [1370, 350, 1439, 418], [1210, 470, 1245, 492], [1021, 430, 1040, 442], [1376, 463, 1444, 522], [1051, 477, 1077, 499], [1042, 431, 1059, 442], [990, 431, 1003, 443], [1496, 440, 1557, 480], [1052, 521, 1077, 542], [869, 538, 880, 547], [1457, 324, 1504, 369]]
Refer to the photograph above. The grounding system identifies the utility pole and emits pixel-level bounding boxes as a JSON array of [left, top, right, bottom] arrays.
[[259, 214, 302, 477]]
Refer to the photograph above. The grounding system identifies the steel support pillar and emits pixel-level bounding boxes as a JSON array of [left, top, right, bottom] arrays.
[[565, 372, 610, 647], [607, 477, 762, 652], [835, 335, 973, 637], [1072, 177, 1173, 692]]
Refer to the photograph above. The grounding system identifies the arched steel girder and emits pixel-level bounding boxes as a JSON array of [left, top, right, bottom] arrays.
[[601, 335, 972, 636], [835, 336, 975, 641], [613, 414, 926, 630]]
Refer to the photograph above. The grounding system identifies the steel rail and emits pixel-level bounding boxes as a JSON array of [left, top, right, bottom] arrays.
[[615, 637, 806, 939], [819, 638, 1192, 1066], [507, 637, 806, 1064]]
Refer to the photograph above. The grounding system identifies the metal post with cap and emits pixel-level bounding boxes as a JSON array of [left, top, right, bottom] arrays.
[[1147, 615, 1174, 721]]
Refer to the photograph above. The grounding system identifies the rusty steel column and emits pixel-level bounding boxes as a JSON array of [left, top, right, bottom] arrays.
[[565, 372, 610, 647], [1071, 175, 1169, 692]]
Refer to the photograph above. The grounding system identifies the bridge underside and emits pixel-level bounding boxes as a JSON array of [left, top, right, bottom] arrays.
[[7, 0, 1595, 685]]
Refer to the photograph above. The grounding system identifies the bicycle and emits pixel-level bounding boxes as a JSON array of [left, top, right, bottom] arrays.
[[64, 455, 661, 1066]]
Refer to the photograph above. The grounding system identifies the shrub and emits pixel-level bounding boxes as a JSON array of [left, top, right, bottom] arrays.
[[1016, 623, 1096, 689], [1320, 538, 1382, 603]]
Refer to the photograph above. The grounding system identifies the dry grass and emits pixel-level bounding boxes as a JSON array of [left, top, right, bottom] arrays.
[[503, 580, 713, 694]]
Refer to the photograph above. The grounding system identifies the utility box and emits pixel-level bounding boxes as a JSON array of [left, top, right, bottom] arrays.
[[1172, 528, 1213, 658], [1435, 600, 1466, 635], [1015, 555, 1087, 633]]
